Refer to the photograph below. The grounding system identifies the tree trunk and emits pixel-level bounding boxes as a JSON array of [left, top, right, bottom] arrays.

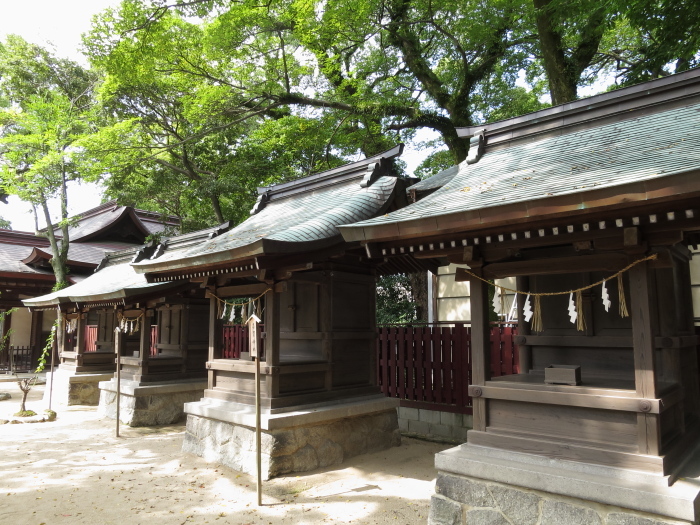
[[533, 0, 578, 105], [409, 272, 430, 322]]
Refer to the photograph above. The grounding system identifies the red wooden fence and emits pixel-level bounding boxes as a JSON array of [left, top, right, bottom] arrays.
[[377, 323, 517, 415], [222, 324, 249, 359]]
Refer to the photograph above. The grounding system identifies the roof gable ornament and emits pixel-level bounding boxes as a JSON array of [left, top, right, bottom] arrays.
[[250, 191, 270, 216], [360, 161, 381, 188], [466, 131, 485, 164], [208, 221, 232, 239]]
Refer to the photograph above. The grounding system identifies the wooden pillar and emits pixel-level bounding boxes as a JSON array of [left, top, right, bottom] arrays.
[[180, 304, 191, 374], [470, 269, 490, 432], [321, 273, 333, 391], [29, 310, 43, 367], [208, 295, 219, 391], [56, 310, 66, 357], [671, 248, 700, 417], [139, 308, 152, 378], [628, 261, 661, 455], [264, 289, 280, 399], [75, 312, 86, 355], [265, 289, 280, 367]]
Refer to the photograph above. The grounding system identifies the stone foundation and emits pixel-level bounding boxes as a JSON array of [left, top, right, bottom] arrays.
[[44, 369, 114, 406], [397, 406, 472, 442], [182, 395, 401, 479], [428, 444, 700, 525], [98, 378, 206, 427]]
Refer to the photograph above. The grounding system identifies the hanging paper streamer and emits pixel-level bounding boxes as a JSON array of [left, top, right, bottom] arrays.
[[523, 294, 533, 322], [492, 287, 502, 316], [617, 273, 629, 318], [229, 303, 237, 322], [601, 280, 611, 312], [568, 292, 578, 325], [506, 293, 518, 323]]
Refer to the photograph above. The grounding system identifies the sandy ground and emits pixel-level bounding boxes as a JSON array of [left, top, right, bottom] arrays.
[[0, 378, 451, 525]]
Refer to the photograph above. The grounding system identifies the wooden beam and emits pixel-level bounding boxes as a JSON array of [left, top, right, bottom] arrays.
[[476, 253, 630, 280], [216, 283, 269, 298]]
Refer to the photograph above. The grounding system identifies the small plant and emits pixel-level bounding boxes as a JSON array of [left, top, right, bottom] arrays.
[[15, 376, 37, 415], [13, 320, 58, 417]]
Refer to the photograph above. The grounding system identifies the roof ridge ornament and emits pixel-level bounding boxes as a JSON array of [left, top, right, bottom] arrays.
[[250, 191, 270, 216], [360, 160, 382, 188], [466, 130, 485, 165]]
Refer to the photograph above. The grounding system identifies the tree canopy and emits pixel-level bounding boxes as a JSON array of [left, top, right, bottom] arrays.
[[0, 36, 100, 287]]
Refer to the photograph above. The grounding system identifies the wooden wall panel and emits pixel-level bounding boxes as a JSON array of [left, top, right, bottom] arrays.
[[488, 399, 638, 451]]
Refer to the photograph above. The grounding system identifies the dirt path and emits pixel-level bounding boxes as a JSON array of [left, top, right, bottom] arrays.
[[0, 380, 450, 525]]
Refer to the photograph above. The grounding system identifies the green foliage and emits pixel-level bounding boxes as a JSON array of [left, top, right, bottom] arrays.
[[0, 36, 100, 286], [0, 217, 11, 229], [35, 322, 57, 374], [414, 149, 455, 181], [0, 307, 16, 357], [376, 274, 417, 325]]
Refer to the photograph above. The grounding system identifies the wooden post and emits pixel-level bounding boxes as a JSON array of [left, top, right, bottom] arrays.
[[75, 313, 86, 354], [628, 262, 660, 455], [208, 294, 218, 391], [469, 268, 490, 432], [139, 308, 151, 377], [115, 325, 122, 438], [255, 351, 262, 506], [48, 325, 57, 412]]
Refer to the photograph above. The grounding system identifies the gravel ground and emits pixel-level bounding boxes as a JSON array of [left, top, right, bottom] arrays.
[[0, 379, 450, 525]]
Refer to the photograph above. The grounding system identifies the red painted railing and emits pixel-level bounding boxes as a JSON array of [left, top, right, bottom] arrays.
[[150, 326, 158, 356], [84, 325, 98, 352], [376, 323, 518, 415], [222, 324, 249, 359]]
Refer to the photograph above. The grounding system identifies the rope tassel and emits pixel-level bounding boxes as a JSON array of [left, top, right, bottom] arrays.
[[617, 274, 629, 318], [575, 290, 586, 332], [532, 296, 543, 332]]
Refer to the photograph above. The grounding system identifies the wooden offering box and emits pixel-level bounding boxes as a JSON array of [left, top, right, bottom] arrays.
[[544, 364, 581, 386]]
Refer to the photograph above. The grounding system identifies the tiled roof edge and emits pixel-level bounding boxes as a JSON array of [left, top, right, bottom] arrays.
[[457, 68, 700, 150]]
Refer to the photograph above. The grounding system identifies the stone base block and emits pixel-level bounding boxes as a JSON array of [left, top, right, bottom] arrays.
[[428, 443, 700, 525], [182, 395, 401, 479], [98, 379, 207, 427], [44, 369, 114, 406]]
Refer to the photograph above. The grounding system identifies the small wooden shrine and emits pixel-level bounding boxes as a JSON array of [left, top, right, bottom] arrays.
[[341, 71, 700, 524], [0, 202, 177, 373], [131, 145, 421, 477], [24, 234, 212, 423]]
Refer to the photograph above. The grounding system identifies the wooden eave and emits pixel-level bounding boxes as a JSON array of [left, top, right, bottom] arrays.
[[20, 247, 98, 270], [345, 170, 700, 246]]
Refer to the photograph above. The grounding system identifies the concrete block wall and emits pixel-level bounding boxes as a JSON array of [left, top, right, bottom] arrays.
[[397, 406, 472, 442]]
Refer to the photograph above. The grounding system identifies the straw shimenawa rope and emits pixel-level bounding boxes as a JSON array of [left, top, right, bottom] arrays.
[[460, 253, 656, 331], [459, 253, 656, 297]]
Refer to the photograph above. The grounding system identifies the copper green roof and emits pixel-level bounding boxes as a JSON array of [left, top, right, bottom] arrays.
[[341, 74, 700, 243], [133, 145, 405, 276]]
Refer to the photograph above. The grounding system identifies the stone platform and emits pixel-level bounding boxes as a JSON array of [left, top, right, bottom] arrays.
[[182, 395, 401, 479], [428, 443, 700, 525], [44, 369, 114, 406], [98, 378, 207, 427]]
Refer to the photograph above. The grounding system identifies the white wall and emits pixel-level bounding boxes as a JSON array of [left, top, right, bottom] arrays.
[[9, 308, 32, 347], [434, 264, 516, 323]]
